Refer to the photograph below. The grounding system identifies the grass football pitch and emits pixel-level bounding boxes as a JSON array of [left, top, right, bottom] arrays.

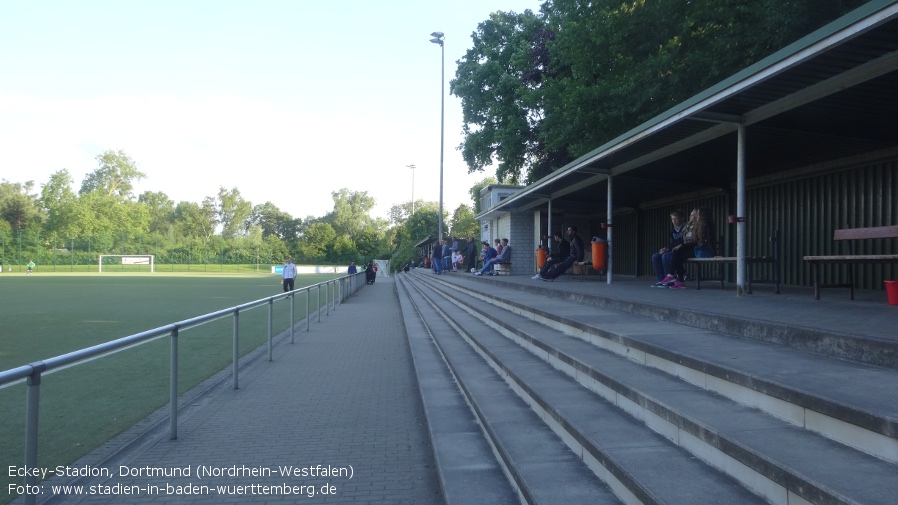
[[1, 271, 339, 503]]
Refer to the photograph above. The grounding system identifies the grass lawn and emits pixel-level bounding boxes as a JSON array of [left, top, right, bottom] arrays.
[[0, 271, 340, 504]]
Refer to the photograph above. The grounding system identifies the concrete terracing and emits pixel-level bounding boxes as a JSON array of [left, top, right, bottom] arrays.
[[23, 271, 898, 505]]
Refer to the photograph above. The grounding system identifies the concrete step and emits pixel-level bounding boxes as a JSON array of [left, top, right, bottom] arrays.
[[406, 272, 898, 504], [398, 276, 621, 504], [399, 275, 764, 505], [395, 279, 518, 505], [435, 273, 898, 369], [422, 272, 898, 465]]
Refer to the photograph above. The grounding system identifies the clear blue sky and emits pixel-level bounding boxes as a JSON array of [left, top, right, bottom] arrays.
[[0, 0, 540, 220]]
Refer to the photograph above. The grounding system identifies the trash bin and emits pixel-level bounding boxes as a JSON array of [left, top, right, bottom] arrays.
[[591, 237, 607, 272], [885, 280, 898, 306]]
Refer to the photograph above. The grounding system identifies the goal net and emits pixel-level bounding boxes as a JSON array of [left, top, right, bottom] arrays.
[[98, 255, 155, 273]]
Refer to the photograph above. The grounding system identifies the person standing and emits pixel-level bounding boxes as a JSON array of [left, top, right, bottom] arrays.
[[432, 240, 443, 275], [464, 237, 477, 272], [27, 259, 35, 275], [442, 239, 453, 273], [282, 258, 297, 292], [348, 261, 357, 274]]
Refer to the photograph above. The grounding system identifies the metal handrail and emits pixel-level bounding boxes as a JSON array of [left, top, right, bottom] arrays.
[[2, 271, 366, 505]]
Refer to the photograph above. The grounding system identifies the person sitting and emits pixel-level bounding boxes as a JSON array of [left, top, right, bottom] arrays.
[[668, 207, 716, 289], [475, 238, 511, 276], [651, 210, 687, 287], [533, 231, 569, 280], [541, 226, 585, 281]]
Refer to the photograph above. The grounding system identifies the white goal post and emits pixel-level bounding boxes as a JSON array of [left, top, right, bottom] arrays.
[[98, 255, 155, 272]]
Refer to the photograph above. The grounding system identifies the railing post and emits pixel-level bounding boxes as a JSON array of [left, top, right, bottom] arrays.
[[24, 363, 45, 505], [290, 293, 295, 344], [326, 281, 330, 316], [306, 288, 310, 332], [267, 299, 273, 362], [232, 309, 240, 390], [317, 285, 321, 322], [170, 326, 179, 440]]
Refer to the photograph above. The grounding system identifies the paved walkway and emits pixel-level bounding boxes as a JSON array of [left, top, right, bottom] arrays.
[[33, 276, 442, 505]]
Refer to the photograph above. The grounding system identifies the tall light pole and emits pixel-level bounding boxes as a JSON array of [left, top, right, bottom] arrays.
[[430, 31, 445, 241], [406, 164, 416, 216]]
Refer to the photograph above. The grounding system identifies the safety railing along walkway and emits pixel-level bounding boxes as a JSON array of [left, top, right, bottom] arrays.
[[0, 272, 365, 505]]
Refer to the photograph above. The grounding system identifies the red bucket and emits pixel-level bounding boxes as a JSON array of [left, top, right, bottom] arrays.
[[885, 280, 898, 306]]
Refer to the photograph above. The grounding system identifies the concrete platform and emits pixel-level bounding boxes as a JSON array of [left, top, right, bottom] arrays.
[[24, 276, 442, 505]]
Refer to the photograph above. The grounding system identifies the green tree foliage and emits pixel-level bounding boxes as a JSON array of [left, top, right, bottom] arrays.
[[79, 150, 146, 199], [41, 170, 79, 237], [174, 199, 218, 241], [454, 0, 866, 182], [449, 204, 479, 239], [469, 176, 498, 214], [251, 201, 297, 240], [452, 9, 554, 184], [217, 187, 252, 239], [0, 180, 43, 231], [138, 191, 176, 235]]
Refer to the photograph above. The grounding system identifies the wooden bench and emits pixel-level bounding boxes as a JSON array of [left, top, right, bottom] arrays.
[[493, 262, 512, 275], [686, 231, 780, 294], [803, 225, 898, 300]]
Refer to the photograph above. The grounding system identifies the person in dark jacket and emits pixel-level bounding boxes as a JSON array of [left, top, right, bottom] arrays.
[[651, 210, 687, 287], [541, 226, 585, 281], [533, 231, 570, 280], [365, 262, 377, 284]]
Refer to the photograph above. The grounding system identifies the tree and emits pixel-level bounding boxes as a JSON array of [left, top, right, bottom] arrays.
[[457, 0, 867, 183], [174, 198, 218, 240], [295, 221, 336, 263], [250, 202, 296, 240], [452, 9, 555, 184], [138, 191, 175, 235], [216, 187, 252, 239], [0, 180, 43, 231], [449, 204, 479, 239], [79, 150, 146, 200], [469, 176, 498, 214]]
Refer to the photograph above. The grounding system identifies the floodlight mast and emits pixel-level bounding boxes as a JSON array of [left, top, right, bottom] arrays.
[[429, 31, 444, 241], [406, 164, 416, 216]]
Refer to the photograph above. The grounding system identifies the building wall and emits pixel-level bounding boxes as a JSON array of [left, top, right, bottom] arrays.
[[632, 156, 898, 289]]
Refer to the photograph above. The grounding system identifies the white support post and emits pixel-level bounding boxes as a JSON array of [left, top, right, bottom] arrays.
[[736, 124, 747, 296], [607, 175, 613, 285]]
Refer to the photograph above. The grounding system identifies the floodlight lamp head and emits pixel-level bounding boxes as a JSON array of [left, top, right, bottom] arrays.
[[431, 31, 444, 38], [430, 37, 443, 46]]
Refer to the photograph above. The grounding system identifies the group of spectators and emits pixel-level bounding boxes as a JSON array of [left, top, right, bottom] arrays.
[[409, 206, 718, 288], [427, 236, 482, 275]]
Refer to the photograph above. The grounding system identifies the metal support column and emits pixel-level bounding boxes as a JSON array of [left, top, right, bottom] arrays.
[[607, 175, 613, 285], [736, 124, 747, 296], [169, 327, 179, 440]]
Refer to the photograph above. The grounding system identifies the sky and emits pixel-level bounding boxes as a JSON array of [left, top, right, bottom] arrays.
[[0, 0, 540, 221]]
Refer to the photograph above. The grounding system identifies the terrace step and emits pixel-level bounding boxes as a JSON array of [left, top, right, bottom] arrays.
[[398, 275, 763, 504], [424, 272, 898, 464], [399, 271, 898, 504]]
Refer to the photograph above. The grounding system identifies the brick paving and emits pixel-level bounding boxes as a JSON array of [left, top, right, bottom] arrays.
[[42, 276, 442, 505]]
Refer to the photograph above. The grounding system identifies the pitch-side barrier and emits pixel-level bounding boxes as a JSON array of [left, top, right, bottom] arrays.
[[0, 272, 366, 505]]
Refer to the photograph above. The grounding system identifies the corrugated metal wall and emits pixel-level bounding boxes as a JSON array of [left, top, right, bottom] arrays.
[[750, 159, 898, 289], [623, 158, 898, 289]]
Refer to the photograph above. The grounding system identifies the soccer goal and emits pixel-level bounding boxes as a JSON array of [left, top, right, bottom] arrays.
[[98, 255, 155, 273]]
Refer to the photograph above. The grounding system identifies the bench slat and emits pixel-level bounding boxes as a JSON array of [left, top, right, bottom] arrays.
[[833, 225, 898, 241], [803, 255, 898, 262]]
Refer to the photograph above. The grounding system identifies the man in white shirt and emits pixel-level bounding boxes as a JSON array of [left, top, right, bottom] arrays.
[[282, 258, 297, 292]]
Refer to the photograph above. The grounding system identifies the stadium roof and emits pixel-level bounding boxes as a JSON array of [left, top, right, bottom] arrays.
[[479, 0, 898, 219]]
